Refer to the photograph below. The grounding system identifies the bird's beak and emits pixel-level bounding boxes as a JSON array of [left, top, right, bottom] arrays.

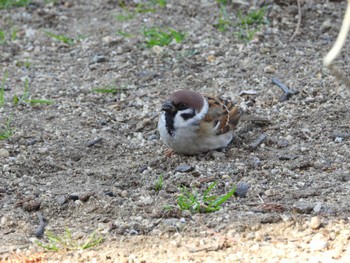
[[161, 101, 176, 113]]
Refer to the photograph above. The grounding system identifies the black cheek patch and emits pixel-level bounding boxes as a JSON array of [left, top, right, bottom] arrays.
[[165, 112, 176, 136], [180, 111, 196, 120]]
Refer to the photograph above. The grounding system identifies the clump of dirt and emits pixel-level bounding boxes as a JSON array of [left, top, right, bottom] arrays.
[[1, 0, 350, 262]]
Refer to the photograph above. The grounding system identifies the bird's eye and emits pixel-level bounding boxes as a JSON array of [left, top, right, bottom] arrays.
[[178, 103, 187, 110]]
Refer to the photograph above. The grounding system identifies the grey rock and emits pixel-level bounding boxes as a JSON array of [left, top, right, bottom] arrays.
[[56, 196, 67, 205], [293, 202, 314, 214], [175, 165, 194, 173], [235, 182, 250, 198]]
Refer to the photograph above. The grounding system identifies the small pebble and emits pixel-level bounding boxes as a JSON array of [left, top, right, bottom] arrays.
[[264, 65, 276, 73], [147, 134, 158, 141], [235, 182, 250, 198], [56, 196, 67, 205], [87, 137, 103, 147], [310, 215, 322, 230], [90, 55, 109, 64], [309, 234, 328, 251], [277, 139, 289, 148], [175, 165, 194, 173], [293, 202, 314, 214], [121, 190, 128, 197], [104, 191, 114, 197], [138, 165, 148, 173], [68, 194, 79, 201], [221, 174, 230, 180], [264, 189, 275, 197], [129, 229, 139, 235], [313, 202, 323, 213], [334, 137, 343, 143]]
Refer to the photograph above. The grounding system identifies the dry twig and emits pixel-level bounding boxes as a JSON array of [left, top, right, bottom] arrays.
[[290, 0, 302, 41]]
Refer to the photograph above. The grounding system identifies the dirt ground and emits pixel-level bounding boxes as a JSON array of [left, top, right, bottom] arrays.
[[1, 0, 350, 262]]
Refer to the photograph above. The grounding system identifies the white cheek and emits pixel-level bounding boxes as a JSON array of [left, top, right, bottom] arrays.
[[173, 109, 197, 128]]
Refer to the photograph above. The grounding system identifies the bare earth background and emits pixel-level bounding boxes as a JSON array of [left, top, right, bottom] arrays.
[[1, 0, 350, 262]]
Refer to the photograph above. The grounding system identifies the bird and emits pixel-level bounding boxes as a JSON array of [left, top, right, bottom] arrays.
[[158, 90, 242, 155]]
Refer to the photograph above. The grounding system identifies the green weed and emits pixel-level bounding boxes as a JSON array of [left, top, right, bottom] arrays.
[[154, 175, 163, 192], [214, 5, 231, 32], [238, 7, 267, 26], [234, 7, 267, 42], [115, 9, 135, 21], [0, 28, 18, 44], [13, 78, 54, 106], [150, 0, 166, 8], [143, 27, 185, 47], [177, 182, 236, 213], [0, 117, 13, 140], [36, 228, 103, 251], [0, 0, 30, 9], [44, 31, 74, 45], [15, 59, 31, 69], [116, 30, 133, 37], [0, 31, 5, 44], [92, 86, 128, 94], [135, 3, 156, 13], [0, 71, 8, 107]]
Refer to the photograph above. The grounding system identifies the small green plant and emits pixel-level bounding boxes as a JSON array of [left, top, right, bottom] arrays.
[[92, 86, 128, 94], [13, 78, 54, 105], [150, 0, 166, 8], [116, 30, 133, 38], [214, 5, 231, 32], [0, 117, 13, 140], [235, 28, 259, 42], [0, 71, 8, 107], [0, 31, 5, 44], [44, 31, 74, 45], [143, 27, 185, 47], [15, 59, 31, 69], [177, 182, 236, 213], [0, 28, 18, 44], [154, 175, 163, 192], [115, 9, 135, 21], [0, 0, 30, 9], [237, 7, 267, 26], [231, 7, 268, 42], [134, 3, 156, 13], [36, 228, 103, 251], [216, 0, 229, 5]]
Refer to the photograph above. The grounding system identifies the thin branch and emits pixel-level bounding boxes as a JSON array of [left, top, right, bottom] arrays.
[[290, 0, 302, 41], [323, 0, 350, 67]]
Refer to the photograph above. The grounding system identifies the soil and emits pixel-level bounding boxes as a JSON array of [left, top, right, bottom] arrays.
[[1, 0, 350, 262]]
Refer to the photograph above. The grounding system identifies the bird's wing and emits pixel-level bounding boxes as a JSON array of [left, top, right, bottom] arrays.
[[202, 95, 242, 135]]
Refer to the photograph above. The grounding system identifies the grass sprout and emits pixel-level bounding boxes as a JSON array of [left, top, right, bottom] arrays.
[[0, 28, 18, 44], [116, 30, 133, 37], [92, 86, 128, 94], [214, 5, 231, 32], [177, 182, 236, 213], [13, 78, 54, 106], [143, 27, 185, 47], [0, 71, 8, 107], [0, 0, 30, 9], [36, 228, 103, 251], [234, 7, 268, 42], [115, 9, 135, 21], [150, 0, 166, 8], [44, 31, 74, 45], [154, 175, 163, 192], [0, 117, 13, 140], [15, 59, 31, 69], [238, 7, 267, 26]]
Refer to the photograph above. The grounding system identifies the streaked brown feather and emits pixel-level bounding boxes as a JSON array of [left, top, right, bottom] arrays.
[[203, 95, 242, 135]]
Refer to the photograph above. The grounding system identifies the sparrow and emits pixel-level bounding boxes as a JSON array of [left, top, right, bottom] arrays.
[[158, 90, 242, 155]]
